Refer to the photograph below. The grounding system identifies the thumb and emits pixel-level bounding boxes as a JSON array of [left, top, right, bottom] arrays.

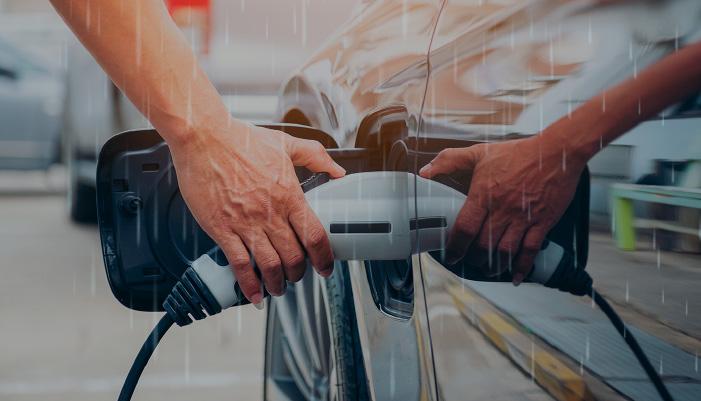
[[419, 146, 482, 178], [286, 138, 346, 178]]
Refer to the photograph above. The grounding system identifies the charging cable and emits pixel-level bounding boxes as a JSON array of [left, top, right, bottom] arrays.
[[116, 173, 674, 401]]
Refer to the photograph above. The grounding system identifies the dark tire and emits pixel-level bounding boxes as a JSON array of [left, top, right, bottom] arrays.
[[263, 261, 368, 401], [70, 181, 97, 223]]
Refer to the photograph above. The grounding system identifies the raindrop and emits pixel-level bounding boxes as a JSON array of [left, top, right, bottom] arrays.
[[562, 147, 566, 172], [653, 229, 656, 249], [675, 25, 679, 51], [588, 19, 591, 43], [240, 0, 245, 12], [585, 333, 590, 360], [662, 286, 665, 304], [390, 347, 396, 397], [686, 299, 689, 315], [659, 356, 663, 375], [453, 47, 457, 83], [657, 249, 661, 269], [629, 41, 632, 60], [695, 351, 698, 372], [580, 355, 584, 375], [237, 304, 242, 334], [91, 248, 96, 297], [531, 339, 535, 382], [185, 329, 190, 384], [626, 279, 629, 302], [602, 92, 606, 113]]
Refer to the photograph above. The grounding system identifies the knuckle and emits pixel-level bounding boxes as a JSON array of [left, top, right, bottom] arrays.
[[454, 219, 478, 238], [285, 264, 307, 283], [306, 226, 328, 249], [497, 244, 512, 255], [477, 237, 492, 252], [285, 251, 307, 269], [312, 141, 326, 154], [228, 253, 252, 269], [257, 256, 282, 273], [437, 148, 456, 161]]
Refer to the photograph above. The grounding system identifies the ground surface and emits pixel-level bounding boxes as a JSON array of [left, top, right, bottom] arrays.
[[0, 192, 265, 401]]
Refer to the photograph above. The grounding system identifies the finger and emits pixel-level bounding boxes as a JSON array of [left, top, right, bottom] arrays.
[[419, 146, 483, 178], [289, 199, 334, 277], [247, 234, 286, 297], [445, 195, 487, 265], [511, 226, 548, 286], [468, 219, 508, 277], [267, 225, 307, 283], [218, 233, 263, 306], [286, 138, 346, 178], [493, 224, 522, 275]]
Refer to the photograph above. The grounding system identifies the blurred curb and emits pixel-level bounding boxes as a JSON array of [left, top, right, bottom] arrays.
[[446, 284, 596, 401]]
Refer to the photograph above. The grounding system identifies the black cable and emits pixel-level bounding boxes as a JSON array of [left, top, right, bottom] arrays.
[[590, 290, 674, 401], [118, 314, 175, 401]]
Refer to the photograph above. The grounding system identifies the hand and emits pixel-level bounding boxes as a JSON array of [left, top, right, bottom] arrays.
[[419, 133, 585, 285], [170, 120, 346, 305]]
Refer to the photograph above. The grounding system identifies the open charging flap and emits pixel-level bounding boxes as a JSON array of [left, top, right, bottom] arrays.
[[97, 125, 589, 312]]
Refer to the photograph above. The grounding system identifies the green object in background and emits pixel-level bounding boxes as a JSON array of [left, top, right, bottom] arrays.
[[610, 183, 701, 251], [612, 195, 636, 250]]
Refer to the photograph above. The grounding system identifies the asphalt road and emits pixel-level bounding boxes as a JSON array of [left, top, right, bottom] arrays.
[[0, 194, 266, 401]]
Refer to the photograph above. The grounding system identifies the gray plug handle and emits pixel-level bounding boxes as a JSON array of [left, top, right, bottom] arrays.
[[192, 172, 566, 310]]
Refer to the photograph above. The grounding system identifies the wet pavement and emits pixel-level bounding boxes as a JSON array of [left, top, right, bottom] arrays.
[[0, 194, 265, 401], [465, 232, 701, 401]]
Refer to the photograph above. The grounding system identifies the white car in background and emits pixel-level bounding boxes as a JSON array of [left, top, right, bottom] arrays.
[[0, 38, 64, 171]]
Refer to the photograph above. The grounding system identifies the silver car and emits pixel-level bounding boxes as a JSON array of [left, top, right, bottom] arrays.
[[263, 1, 701, 400]]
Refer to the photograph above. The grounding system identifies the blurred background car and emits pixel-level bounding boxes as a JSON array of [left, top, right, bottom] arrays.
[[0, 37, 64, 170]]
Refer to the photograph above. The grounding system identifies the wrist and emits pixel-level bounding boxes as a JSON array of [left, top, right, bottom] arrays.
[[162, 105, 239, 154], [535, 112, 603, 173]]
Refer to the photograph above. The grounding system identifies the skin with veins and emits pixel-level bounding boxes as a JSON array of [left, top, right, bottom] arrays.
[[421, 39, 701, 285], [49, 0, 345, 305]]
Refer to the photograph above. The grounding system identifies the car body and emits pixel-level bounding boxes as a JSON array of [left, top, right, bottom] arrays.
[[263, 1, 701, 400], [0, 38, 64, 170]]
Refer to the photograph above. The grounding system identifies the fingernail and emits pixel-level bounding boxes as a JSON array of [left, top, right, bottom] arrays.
[[318, 266, 333, 277], [513, 272, 524, 287], [419, 163, 431, 175], [250, 292, 264, 309], [333, 162, 346, 174]]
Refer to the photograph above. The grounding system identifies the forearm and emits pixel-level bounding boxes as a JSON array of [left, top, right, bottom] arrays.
[[541, 40, 701, 165], [49, 0, 232, 147]]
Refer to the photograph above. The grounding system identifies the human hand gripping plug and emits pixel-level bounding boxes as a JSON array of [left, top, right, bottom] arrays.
[[419, 130, 585, 286], [419, 35, 701, 286], [171, 120, 346, 307]]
